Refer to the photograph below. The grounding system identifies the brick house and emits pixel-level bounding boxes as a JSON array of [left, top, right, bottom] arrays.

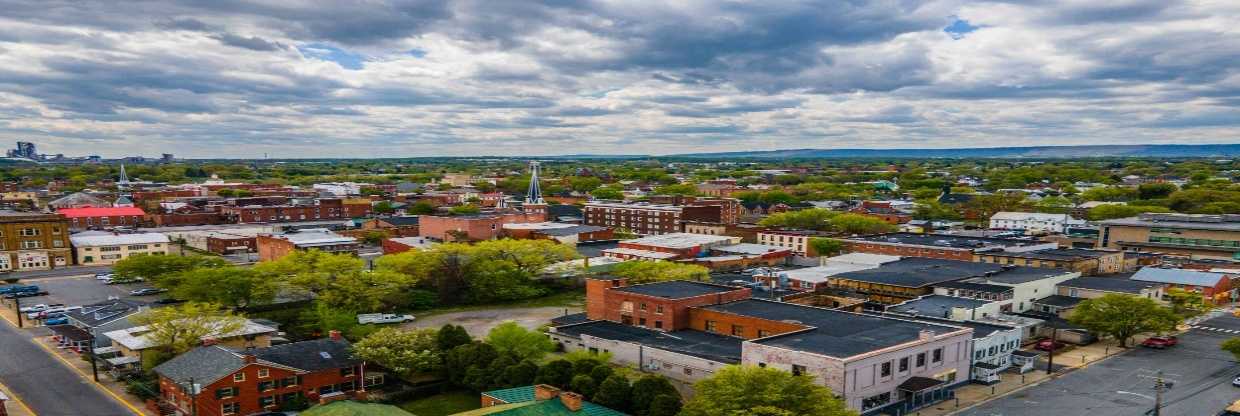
[[1130, 267, 1234, 304], [417, 212, 544, 241], [256, 229, 359, 261], [359, 216, 420, 237], [154, 332, 378, 416], [57, 206, 147, 230]]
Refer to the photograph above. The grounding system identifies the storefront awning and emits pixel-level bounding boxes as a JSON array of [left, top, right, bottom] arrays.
[[898, 376, 945, 393], [47, 325, 92, 342]]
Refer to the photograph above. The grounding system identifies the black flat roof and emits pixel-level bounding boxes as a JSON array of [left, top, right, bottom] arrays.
[[847, 233, 1043, 249], [550, 312, 591, 326], [983, 248, 1112, 261], [555, 321, 742, 363], [978, 266, 1073, 284], [704, 299, 966, 358], [1059, 277, 1159, 294], [613, 280, 740, 299], [833, 258, 1004, 288], [1034, 295, 1084, 308], [935, 281, 1013, 294], [887, 295, 992, 316], [883, 314, 1015, 339]]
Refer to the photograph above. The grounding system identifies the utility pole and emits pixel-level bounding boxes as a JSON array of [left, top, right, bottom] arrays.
[[1046, 327, 1057, 374], [14, 296, 22, 328], [188, 377, 198, 416], [1152, 371, 1165, 416], [88, 333, 99, 382]]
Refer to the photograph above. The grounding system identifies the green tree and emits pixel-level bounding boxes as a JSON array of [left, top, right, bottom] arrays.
[[681, 365, 855, 416], [1087, 204, 1172, 221], [503, 360, 540, 387], [1138, 183, 1178, 200], [450, 204, 481, 215], [631, 375, 680, 416], [1220, 338, 1240, 361], [913, 201, 963, 221], [1165, 288, 1209, 320], [129, 302, 246, 356], [647, 394, 683, 416], [570, 177, 603, 193], [653, 183, 699, 196], [444, 342, 500, 386], [113, 254, 228, 285], [759, 208, 837, 231], [807, 238, 843, 257], [408, 201, 435, 215], [1068, 294, 1181, 347], [1033, 196, 1074, 214], [437, 324, 473, 351], [535, 359, 575, 388], [166, 267, 277, 308], [828, 213, 897, 235], [592, 375, 632, 412], [570, 374, 598, 399], [610, 260, 710, 284], [486, 321, 555, 361], [351, 327, 443, 376], [373, 201, 396, 214], [590, 186, 625, 200]]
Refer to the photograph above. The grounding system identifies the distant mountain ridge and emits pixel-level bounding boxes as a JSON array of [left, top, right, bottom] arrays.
[[664, 144, 1240, 159]]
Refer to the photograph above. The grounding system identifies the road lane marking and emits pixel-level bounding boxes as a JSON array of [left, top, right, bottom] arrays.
[[0, 381, 37, 416]]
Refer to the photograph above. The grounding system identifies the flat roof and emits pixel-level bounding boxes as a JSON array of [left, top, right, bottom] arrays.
[[935, 281, 1013, 294], [833, 258, 1004, 288], [887, 295, 993, 316], [1131, 267, 1229, 287], [501, 222, 578, 230], [1059, 277, 1160, 294], [621, 233, 736, 249], [70, 231, 170, 247], [712, 243, 790, 255], [846, 233, 1045, 249], [760, 263, 881, 284], [982, 248, 1115, 261], [612, 280, 740, 299], [601, 247, 679, 259], [705, 299, 967, 358], [269, 228, 357, 246], [1033, 295, 1084, 308], [555, 321, 742, 363], [883, 314, 1015, 339], [584, 202, 683, 210], [1099, 214, 1240, 232]]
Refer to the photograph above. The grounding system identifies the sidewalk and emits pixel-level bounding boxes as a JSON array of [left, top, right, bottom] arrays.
[[0, 380, 36, 416], [31, 335, 152, 415]]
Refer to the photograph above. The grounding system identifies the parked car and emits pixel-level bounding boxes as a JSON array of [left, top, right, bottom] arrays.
[[0, 285, 40, 295], [32, 306, 81, 320], [1142, 336, 1179, 349], [129, 288, 167, 296], [4, 290, 47, 299], [43, 317, 69, 326], [19, 303, 63, 313], [357, 313, 416, 324], [1232, 375, 1240, 388], [1034, 339, 1067, 352], [95, 273, 114, 280]]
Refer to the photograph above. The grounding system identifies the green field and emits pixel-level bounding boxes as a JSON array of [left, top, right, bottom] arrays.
[[399, 390, 481, 416]]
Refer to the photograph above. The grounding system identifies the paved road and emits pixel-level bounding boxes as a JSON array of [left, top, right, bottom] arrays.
[[2, 265, 113, 281], [960, 313, 1240, 416], [0, 317, 137, 415]]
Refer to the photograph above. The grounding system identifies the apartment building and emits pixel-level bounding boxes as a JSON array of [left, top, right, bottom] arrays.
[[583, 202, 722, 235], [1097, 213, 1240, 260], [989, 212, 1085, 234], [0, 211, 72, 270], [840, 233, 1057, 262], [70, 231, 171, 265], [757, 230, 829, 256], [973, 248, 1125, 275], [58, 207, 147, 230]]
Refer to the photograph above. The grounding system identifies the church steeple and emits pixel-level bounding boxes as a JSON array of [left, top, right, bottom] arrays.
[[117, 164, 131, 191], [525, 161, 544, 205]]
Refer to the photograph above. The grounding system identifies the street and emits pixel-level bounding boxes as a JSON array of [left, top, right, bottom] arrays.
[[0, 311, 140, 415], [959, 313, 1240, 416]]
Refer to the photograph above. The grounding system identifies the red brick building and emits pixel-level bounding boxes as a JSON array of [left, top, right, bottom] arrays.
[[151, 212, 227, 226], [417, 212, 544, 241], [154, 333, 377, 416], [257, 229, 359, 261], [584, 278, 751, 331], [206, 233, 257, 254], [359, 217, 420, 237], [221, 198, 369, 223], [57, 207, 147, 230], [583, 202, 723, 236], [839, 233, 1057, 262]]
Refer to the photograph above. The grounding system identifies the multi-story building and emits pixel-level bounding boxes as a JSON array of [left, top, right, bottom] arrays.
[[417, 212, 544, 241], [1129, 267, 1234, 304], [220, 198, 367, 223], [256, 229, 359, 261], [105, 319, 278, 366], [155, 332, 375, 416], [989, 212, 1085, 234], [756, 229, 830, 256], [57, 207, 147, 230], [681, 221, 766, 242], [973, 248, 1125, 275], [553, 278, 973, 415], [839, 233, 1057, 262], [1097, 213, 1240, 260], [69, 231, 171, 265], [1055, 276, 1164, 301], [0, 211, 72, 270], [601, 233, 740, 261], [583, 202, 722, 235], [501, 222, 613, 246]]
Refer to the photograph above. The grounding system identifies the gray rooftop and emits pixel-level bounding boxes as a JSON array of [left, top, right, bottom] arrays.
[[887, 295, 993, 317], [1130, 267, 1229, 287], [1059, 277, 1161, 294], [982, 248, 1115, 261], [1099, 213, 1240, 232], [1033, 295, 1084, 308], [555, 320, 742, 363], [846, 232, 1046, 249], [833, 257, 1005, 288], [705, 299, 967, 358], [612, 280, 740, 299]]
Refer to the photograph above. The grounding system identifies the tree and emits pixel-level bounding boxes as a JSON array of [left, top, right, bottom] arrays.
[[592, 375, 632, 412], [1138, 183, 1178, 200], [610, 260, 710, 284], [590, 186, 624, 200], [360, 230, 388, 245], [913, 201, 963, 221], [1165, 288, 1209, 320], [1087, 204, 1172, 220], [534, 359, 575, 388], [570, 374, 598, 399], [373, 201, 396, 214], [1033, 196, 1074, 214], [828, 213, 897, 235], [1221, 338, 1240, 361], [437, 324, 473, 351], [759, 209, 837, 231], [444, 342, 499, 386], [129, 302, 246, 356], [570, 177, 603, 193], [114, 254, 228, 285], [1068, 294, 1181, 347], [315, 269, 413, 312], [631, 375, 680, 416], [807, 238, 843, 257], [450, 204, 481, 215], [486, 321, 555, 361], [653, 183, 698, 196], [166, 267, 278, 308], [647, 394, 683, 416], [681, 365, 855, 416], [351, 328, 443, 376], [503, 360, 539, 387], [408, 201, 435, 215]]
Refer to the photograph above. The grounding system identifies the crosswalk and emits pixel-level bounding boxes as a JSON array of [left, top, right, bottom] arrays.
[[1189, 325, 1240, 334]]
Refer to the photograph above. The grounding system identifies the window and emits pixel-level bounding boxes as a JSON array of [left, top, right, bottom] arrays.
[[234, 373, 245, 382], [221, 402, 240, 415], [259, 396, 275, 407], [881, 362, 892, 377], [21, 240, 42, 249], [757, 330, 771, 338], [655, 305, 664, 314], [932, 348, 943, 363], [654, 320, 663, 329], [916, 352, 926, 367], [258, 381, 275, 391], [731, 325, 744, 337], [704, 320, 718, 333], [899, 357, 909, 372], [19, 228, 39, 236], [639, 317, 647, 326], [792, 364, 806, 376], [53, 239, 63, 248], [862, 392, 892, 411], [216, 387, 237, 399], [258, 368, 269, 378], [280, 376, 300, 388], [128, 244, 148, 250], [341, 367, 355, 377], [639, 303, 647, 311]]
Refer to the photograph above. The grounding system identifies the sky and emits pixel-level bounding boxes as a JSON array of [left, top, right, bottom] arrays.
[[0, 0, 1238, 158]]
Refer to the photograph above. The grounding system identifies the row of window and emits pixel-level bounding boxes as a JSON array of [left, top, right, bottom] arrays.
[[878, 347, 945, 378], [1148, 236, 1240, 248], [974, 339, 1020, 360], [702, 319, 772, 338], [5, 239, 63, 249], [6, 227, 60, 236]]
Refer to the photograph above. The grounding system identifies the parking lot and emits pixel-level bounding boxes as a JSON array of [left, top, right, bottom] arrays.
[[6, 274, 164, 324], [960, 313, 1240, 416]]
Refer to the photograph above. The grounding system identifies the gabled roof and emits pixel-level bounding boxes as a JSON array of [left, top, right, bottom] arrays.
[[154, 337, 358, 387], [1130, 267, 1228, 287], [153, 345, 248, 386], [65, 299, 148, 327], [47, 192, 110, 208], [253, 337, 359, 372]]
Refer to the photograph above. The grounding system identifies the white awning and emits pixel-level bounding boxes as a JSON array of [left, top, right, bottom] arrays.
[[93, 346, 120, 355], [105, 356, 140, 366]]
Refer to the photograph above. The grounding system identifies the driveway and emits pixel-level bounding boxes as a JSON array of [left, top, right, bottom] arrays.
[[403, 306, 583, 337], [959, 313, 1240, 416]]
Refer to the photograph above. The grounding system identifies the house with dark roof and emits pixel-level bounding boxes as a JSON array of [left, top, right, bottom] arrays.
[[360, 216, 420, 237], [154, 331, 376, 416], [828, 258, 1072, 306], [64, 299, 150, 349], [1130, 267, 1234, 304], [552, 279, 974, 415], [1056, 276, 1165, 300]]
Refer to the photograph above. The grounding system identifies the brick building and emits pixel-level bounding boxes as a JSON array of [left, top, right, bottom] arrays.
[[501, 223, 613, 245], [756, 230, 830, 256], [206, 233, 258, 254], [973, 248, 1125, 275], [359, 217, 420, 237], [0, 211, 72, 270], [646, 196, 742, 225], [583, 279, 752, 330], [57, 206, 147, 230], [1097, 213, 1240, 260], [154, 333, 376, 416], [417, 212, 544, 241], [583, 202, 722, 236], [221, 198, 370, 224], [381, 237, 437, 254], [257, 229, 359, 261], [602, 233, 739, 261], [839, 233, 1057, 262]]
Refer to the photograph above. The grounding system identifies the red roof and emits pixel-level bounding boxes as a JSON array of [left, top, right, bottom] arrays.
[[57, 207, 146, 218]]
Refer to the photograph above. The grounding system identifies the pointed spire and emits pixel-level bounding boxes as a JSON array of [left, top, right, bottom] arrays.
[[117, 164, 131, 191], [525, 161, 544, 205]]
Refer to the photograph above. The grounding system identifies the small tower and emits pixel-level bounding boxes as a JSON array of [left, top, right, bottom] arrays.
[[117, 164, 131, 191], [524, 161, 547, 220]]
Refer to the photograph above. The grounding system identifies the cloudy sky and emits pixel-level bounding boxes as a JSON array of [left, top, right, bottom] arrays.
[[1, 0, 1237, 158]]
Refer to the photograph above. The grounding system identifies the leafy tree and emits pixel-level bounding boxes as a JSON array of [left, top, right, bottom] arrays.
[[360, 230, 388, 245], [437, 324, 473, 351], [1165, 288, 1209, 319], [503, 360, 540, 387], [486, 321, 555, 361], [1138, 183, 1178, 200], [1087, 204, 1172, 220], [610, 260, 710, 284], [315, 269, 413, 312], [373, 201, 396, 214], [964, 193, 1030, 221], [681, 365, 855, 416], [444, 342, 500, 386], [647, 394, 683, 416], [166, 267, 277, 308], [913, 201, 963, 221], [589, 365, 614, 385], [590, 185, 625, 200], [129, 302, 246, 356], [470, 239, 580, 276], [807, 238, 843, 257], [592, 374, 632, 412], [759, 208, 837, 231], [351, 328, 443, 376], [569, 177, 603, 193], [631, 375, 680, 416], [113, 254, 228, 285], [1033, 196, 1074, 214], [1068, 294, 1181, 347], [828, 213, 897, 235], [408, 201, 435, 215], [1221, 338, 1240, 361], [1081, 186, 1138, 202], [450, 204, 481, 215], [535, 359, 575, 388], [570, 374, 598, 399]]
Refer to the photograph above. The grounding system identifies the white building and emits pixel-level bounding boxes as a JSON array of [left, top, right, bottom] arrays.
[[312, 182, 369, 196], [69, 231, 171, 265], [989, 212, 1085, 234]]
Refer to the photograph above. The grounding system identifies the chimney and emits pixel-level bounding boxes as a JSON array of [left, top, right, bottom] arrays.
[[242, 353, 256, 364], [329, 330, 342, 341], [559, 392, 583, 412], [534, 384, 560, 401]]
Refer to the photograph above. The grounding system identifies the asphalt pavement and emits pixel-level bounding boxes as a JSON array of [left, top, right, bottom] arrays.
[[959, 313, 1240, 416], [0, 315, 139, 415]]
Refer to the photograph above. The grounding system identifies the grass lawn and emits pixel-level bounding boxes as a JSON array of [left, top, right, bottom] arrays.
[[413, 289, 585, 318], [399, 390, 480, 416]]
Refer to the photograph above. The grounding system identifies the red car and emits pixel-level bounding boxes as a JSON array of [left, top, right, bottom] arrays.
[[1141, 336, 1179, 349], [1035, 339, 1066, 352]]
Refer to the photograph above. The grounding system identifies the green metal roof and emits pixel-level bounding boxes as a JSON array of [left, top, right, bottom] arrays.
[[483, 386, 537, 403], [473, 386, 627, 416]]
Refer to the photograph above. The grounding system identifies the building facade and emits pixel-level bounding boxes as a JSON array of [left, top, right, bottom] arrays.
[[1097, 213, 1240, 260], [257, 229, 359, 261], [583, 202, 722, 236], [58, 207, 147, 230], [0, 212, 72, 270], [70, 232, 171, 265]]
